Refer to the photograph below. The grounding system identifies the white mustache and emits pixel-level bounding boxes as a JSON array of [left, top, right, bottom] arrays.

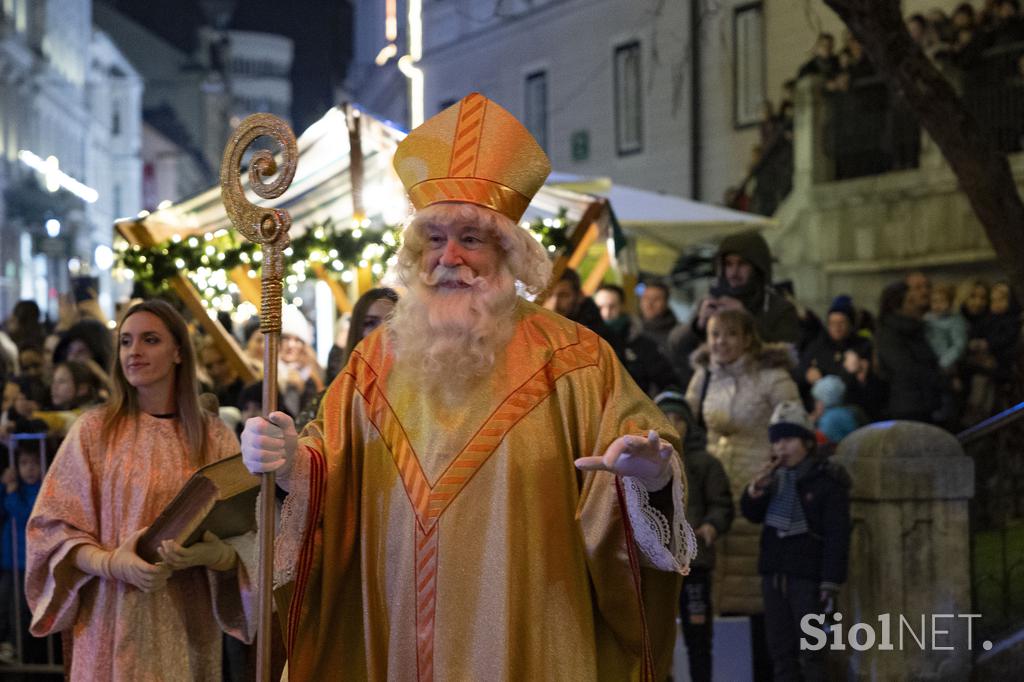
[[419, 265, 486, 288]]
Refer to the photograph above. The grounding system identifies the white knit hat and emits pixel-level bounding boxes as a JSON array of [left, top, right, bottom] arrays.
[[280, 304, 312, 345], [768, 400, 816, 443]]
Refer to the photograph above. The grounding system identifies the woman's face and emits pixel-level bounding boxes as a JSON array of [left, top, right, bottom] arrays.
[[930, 290, 951, 315], [964, 284, 989, 316], [118, 311, 181, 393], [50, 365, 77, 408], [990, 284, 1011, 314], [361, 299, 395, 339], [67, 339, 94, 364], [708, 317, 749, 365]]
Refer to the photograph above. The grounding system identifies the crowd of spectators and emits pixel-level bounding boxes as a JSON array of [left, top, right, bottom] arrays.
[[0, 239, 1020, 677], [0, 285, 398, 673], [545, 230, 1021, 679], [729, 0, 1024, 214]]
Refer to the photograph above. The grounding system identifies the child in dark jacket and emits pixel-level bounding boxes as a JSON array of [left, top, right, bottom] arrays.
[[741, 401, 851, 682], [0, 443, 43, 662], [655, 391, 733, 682]]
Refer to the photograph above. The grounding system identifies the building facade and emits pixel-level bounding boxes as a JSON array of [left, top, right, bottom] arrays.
[[95, 2, 294, 211], [0, 0, 143, 319], [344, 0, 409, 127]]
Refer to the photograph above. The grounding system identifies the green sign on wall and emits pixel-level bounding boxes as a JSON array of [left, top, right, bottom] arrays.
[[571, 130, 590, 162]]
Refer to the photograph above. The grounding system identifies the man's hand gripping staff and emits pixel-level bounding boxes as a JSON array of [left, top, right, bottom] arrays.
[[241, 411, 299, 490]]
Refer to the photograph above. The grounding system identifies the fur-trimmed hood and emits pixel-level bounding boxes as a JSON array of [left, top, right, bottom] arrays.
[[690, 341, 796, 372]]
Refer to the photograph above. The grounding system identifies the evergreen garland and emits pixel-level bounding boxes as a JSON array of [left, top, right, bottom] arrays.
[[117, 210, 574, 304]]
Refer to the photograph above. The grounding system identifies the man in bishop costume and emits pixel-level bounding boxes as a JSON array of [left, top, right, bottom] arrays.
[[242, 92, 696, 681]]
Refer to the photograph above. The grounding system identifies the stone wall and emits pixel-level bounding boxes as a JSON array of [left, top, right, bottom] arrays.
[[769, 78, 1008, 315]]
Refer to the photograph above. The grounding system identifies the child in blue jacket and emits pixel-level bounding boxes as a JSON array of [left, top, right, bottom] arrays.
[[0, 444, 43, 662]]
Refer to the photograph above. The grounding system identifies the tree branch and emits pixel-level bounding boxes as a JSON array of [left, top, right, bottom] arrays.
[[824, 0, 1024, 298]]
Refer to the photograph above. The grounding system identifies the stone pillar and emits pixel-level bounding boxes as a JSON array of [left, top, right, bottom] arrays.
[[792, 76, 832, 190], [834, 421, 974, 681]]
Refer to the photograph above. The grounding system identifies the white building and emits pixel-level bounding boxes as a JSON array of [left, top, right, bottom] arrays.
[[141, 117, 211, 212], [93, 1, 227, 195], [344, 0, 409, 127], [417, 0, 695, 197], [199, 27, 293, 125], [95, 3, 294, 209], [0, 0, 143, 318]]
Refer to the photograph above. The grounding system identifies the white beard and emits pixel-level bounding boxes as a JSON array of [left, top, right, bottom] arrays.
[[391, 264, 518, 398]]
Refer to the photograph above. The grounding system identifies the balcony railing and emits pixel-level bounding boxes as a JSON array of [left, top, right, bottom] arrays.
[[730, 41, 1024, 213], [825, 76, 921, 181]]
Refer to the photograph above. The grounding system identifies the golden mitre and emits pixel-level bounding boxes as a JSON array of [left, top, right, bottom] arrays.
[[393, 92, 551, 222]]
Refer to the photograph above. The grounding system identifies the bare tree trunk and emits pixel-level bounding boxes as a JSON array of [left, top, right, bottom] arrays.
[[824, 0, 1024, 298]]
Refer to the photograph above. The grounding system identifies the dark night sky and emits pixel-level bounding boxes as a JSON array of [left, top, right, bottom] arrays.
[[108, 0, 352, 132]]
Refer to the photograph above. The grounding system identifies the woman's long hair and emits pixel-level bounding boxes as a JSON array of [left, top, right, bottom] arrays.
[[102, 299, 208, 467], [343, 287, 399, 366]]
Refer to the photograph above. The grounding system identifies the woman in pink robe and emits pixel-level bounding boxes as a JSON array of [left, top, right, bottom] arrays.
[[26, 300, 255, 681]]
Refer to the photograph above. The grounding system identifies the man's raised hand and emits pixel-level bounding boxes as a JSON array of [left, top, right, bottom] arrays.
[[574, 430, 674, 491]]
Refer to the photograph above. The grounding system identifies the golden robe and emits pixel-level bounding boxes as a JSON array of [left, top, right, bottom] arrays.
[[276, 301, 691, 681], [26, 410, 256, 681]]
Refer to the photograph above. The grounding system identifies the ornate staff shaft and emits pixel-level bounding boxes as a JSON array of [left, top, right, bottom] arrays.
[[220, 113, 298, 682]]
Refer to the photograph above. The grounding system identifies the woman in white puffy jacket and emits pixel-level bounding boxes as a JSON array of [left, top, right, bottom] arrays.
[[686, 308, 799, 616]]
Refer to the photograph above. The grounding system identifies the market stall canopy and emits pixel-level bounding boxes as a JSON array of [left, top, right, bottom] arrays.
[[124, 105, 410, 241], [541, 173, 777, 274], [124, 108, 772, 278]]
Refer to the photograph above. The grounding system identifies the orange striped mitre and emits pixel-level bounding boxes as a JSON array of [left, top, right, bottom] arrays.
[[393, 92, 551, 222]]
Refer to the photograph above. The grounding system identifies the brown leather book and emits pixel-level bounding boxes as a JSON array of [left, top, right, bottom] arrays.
[[137, 453, 260, 564]]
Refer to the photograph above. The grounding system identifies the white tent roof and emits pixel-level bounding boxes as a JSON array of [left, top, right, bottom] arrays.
[[543, 173, 775, 252]]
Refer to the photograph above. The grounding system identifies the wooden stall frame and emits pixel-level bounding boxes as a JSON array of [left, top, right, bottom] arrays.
[[535, 199, 608, 305], [115, 219, 259, 384]]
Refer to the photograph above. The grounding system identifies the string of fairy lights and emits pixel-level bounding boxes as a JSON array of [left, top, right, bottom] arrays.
[[114, 212, 572, 315]]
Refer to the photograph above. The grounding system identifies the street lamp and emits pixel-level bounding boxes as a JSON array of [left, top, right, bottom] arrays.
[[45, 218, 61, 238]]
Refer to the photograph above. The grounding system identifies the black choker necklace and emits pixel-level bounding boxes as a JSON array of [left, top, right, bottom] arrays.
[[149, 412, 177, 419]]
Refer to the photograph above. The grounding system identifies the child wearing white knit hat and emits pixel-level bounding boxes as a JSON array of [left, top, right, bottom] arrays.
[[741, 400, 851, 681]]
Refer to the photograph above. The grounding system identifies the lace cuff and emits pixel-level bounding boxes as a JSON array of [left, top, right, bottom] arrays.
[[622, 453, 697, 574], [252, 445, 313, 588]]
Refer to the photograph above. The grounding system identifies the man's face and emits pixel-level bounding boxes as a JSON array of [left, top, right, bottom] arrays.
[[640, 286, 668, 321], [827, 312, 851, 342], [906, 272, 931, 314], [965, 285, 988, 316], [723, 254, 754, 289], [19, 349, 42, 378], [420, 220, 502, 287], [550, 280, 580, 317], [594, 289, 622, 322], [202, 347, 236, 384]]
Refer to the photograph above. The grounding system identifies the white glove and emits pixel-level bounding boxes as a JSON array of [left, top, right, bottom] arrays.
[[574, 430, 675, 491], [74, 528, 171, 593], [158, 531, 236, 572], [241, 411, 298, 485]]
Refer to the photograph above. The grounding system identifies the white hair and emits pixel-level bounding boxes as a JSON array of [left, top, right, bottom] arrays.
[[390, 264, 518, 396], [395, 202, 552, 296]]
